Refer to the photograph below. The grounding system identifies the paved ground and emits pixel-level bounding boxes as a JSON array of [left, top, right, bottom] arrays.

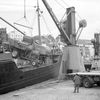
[[0, 79, 100, 100]]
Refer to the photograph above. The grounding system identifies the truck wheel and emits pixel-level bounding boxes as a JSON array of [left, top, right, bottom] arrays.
[[79, 82, 83, 87], [97, 82, 100, 86], [83, 77, 93, 88]]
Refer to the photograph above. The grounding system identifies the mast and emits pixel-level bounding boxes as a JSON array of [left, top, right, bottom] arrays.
[[37, 0, 41, 45], [24, 0, 26, 18]]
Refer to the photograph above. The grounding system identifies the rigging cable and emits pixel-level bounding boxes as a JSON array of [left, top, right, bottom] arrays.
[[30, 9, 37, 30], [41, 14, 52, 34], [76, 11, 82, 20], [54, 0, 66, 9], [0, 3, 34, 8], [13, 0, 33, 37], [55, 0, 82, 22], [14, 0, 31, 23], [60, 12, 66, 22], [60, 0, 69, 7]]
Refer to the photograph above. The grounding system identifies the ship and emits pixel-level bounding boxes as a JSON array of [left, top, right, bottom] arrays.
[[0, 51, 61, 94], [0, 0, 63, 94]]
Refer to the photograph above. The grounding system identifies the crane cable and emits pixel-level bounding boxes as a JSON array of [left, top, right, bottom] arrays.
[[13, 0, 33, 35], [61, 0, 69, 7], [54, 0, 66, 9], [30, 10, 37, 34], [14, 0, 28, 22], [54, 0, 82, 22], [54, 0, 84, 43], [58, 0, 83, 38], [41, 14, 52, 34]]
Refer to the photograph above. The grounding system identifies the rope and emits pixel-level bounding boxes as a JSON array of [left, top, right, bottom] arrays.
[[54, 0, 66, 9], [0, 3, 34, 8], [41, 14, 52, 34], [76, 11, 82, 20], [76, 27, 83, 42], [61, 0, 69, 7], [60, 12, 66, 22], [30, 10, 37, 30]]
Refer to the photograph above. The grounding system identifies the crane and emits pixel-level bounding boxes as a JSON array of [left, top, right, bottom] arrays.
[[42, 0, 72, 45]]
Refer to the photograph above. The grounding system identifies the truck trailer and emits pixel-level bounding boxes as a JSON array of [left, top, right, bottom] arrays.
[[68, 70, 100, 88]]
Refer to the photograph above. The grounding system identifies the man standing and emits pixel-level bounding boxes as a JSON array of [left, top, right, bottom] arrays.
[[73, 73, 81, 93]]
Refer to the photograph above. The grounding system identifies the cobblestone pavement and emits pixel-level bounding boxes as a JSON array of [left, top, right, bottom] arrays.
[[0, 80, 100, 100]]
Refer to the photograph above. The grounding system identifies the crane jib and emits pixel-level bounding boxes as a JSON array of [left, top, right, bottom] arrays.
[[42, 0, 72, 45]]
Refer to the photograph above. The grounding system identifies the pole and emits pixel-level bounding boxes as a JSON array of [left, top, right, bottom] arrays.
[[24, 0, 26, 18], [37, 0, 41, 45], [0, 17, 25, 36]]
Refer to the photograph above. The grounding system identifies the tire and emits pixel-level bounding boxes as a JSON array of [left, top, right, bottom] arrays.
[[83, 77, 94, 88], [79, 82, 83, 87], [31, 62, 36, 66], [12, 49, 19, 58], [97, 82, 100, 86]]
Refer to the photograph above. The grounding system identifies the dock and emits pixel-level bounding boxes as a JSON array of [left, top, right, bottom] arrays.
[[0, 79, 100, 100]]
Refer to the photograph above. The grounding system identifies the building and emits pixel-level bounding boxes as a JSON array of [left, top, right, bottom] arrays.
[[77, 39, 94, 61], [8, 31, 23, 41], [0, 28, 8, 43]]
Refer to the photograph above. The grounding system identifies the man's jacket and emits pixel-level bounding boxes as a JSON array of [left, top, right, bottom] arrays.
[[73, 75, 81, 85]]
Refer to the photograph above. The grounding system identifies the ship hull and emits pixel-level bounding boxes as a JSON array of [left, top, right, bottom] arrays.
[[0, 55, 62, 94]]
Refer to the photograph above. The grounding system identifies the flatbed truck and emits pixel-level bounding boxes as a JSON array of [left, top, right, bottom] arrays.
[[68, 70, 100, 88]]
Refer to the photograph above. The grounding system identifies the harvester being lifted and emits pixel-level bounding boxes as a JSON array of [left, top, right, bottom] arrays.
[[0, 17, 51, 66], [7, 36, 43, 66]]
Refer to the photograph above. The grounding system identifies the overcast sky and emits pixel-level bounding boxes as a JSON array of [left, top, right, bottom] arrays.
[[0, 0, 100, 40]]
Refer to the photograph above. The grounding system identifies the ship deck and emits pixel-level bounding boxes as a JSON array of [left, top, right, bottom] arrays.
[[19, 63, 52, 72]]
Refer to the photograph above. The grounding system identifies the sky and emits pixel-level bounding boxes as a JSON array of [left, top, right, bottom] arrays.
[[0, 0, 100, 40]]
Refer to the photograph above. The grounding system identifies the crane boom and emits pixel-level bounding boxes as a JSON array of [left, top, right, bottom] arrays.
[[42, 0, 72, 45], [0, 17, 25, 36]]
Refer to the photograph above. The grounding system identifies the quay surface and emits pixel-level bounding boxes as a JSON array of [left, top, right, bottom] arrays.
[[0, 79, 100, 100]]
